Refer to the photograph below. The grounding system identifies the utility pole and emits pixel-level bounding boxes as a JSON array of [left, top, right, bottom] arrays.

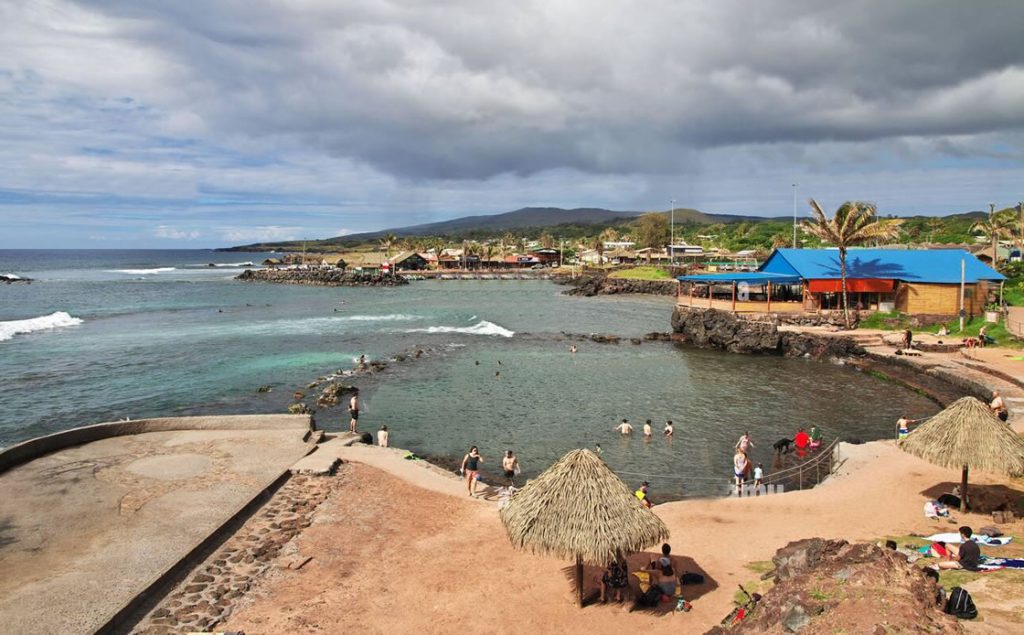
[[670, 198, 675, 264], [792, 183, 798, 248], [1018, 201, 1023, 260], [990, 202, 997, 265], [959, 258, 966, 333]]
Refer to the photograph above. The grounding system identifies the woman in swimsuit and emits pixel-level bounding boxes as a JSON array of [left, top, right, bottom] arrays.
[[461, 446, 484, 497]]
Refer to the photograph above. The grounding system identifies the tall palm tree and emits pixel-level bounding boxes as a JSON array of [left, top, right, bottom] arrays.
[[801, 200, 903, 328], [378, 233, 397, 257], [970, 206, 1016, 266], [590, 235, 605, 266], [925, 217, 945, 244], [430, 238, 447, 270]]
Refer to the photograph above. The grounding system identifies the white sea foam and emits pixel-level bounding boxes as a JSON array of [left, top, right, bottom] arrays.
[[108, 267, 176, 275], [403, 320, 514, 338], [342, 314, 419, 322], [0, 273, 21, 280], [0, 311, 84, 342]]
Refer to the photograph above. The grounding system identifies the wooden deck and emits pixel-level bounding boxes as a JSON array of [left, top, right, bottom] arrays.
[[675, 296, 806, 313]]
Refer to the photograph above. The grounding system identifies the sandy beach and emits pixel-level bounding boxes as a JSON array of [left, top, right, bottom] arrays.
[[222, 439, 1024, 633]]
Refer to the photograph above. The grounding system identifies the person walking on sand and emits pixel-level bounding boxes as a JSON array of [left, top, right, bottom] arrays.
[[460, 446, 485, 497], [616, 419, 633, 435], [664, 420, 674, 438], [377, 424, 389, 447], [348, 389, 360, 433], [502, 450, 520, 487], [643, 419, 653, 438]]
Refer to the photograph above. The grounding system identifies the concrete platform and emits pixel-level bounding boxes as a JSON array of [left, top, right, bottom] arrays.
[[0, 416, 313, 634]]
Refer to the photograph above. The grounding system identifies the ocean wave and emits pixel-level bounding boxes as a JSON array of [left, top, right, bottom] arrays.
[[0, 311, 84, 342], [403, 320, 514, 338], [108, 267, 177, 275], [0, 273, 20, 280], [342, 314, 419, 322]]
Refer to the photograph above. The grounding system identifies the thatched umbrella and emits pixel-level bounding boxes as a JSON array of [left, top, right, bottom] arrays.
[[899, 396, 1024, 512], [499, 448, 670, 606]]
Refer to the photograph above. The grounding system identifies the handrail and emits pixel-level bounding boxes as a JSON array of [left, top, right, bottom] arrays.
[[755, 438, 841, 492]]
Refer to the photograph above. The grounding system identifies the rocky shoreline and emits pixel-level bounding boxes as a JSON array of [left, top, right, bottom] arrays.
[[235, 269, 408, 287], [558, 273, 677, 297], [671, 306, 863, 359]]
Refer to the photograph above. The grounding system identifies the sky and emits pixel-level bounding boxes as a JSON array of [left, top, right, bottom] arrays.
[[1, 1, 1023, 248]]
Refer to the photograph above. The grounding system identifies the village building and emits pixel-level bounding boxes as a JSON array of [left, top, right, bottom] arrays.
[[678, 248, 1005, 317], [388, 251, 429, 271], [529, 247, 561, 266]]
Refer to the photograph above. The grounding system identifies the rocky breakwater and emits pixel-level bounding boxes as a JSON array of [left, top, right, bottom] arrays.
[[671, 306, 863, 360], [559, 273, 677, 297], [235, 268, 408, 287]]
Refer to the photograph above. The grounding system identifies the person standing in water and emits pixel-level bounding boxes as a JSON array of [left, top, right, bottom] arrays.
[[460, 446, 485, 497], [348, 389, 360, 433], [736, 431, 754, 453], [502, 450, 520, 487], [643, 419, 653, 439], [616, 419, 633, 435], [664, 420, 674, 438]]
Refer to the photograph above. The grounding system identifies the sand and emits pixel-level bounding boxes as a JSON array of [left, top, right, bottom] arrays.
[[223, 440, 1023, 633]]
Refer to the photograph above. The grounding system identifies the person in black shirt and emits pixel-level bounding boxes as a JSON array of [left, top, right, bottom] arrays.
[[600, 559, 629, 603], [937, 526, 981, 571]]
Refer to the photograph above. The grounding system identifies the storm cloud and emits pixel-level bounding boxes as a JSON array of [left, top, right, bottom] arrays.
[[1, 0, 1023, 246]]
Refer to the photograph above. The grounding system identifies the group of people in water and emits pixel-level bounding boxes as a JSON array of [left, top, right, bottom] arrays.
[[615, 418, 675, 438]]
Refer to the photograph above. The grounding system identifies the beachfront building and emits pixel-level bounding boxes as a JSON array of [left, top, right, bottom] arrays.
[[388, 251, 429, 271], [678, 248, 1005, 317]]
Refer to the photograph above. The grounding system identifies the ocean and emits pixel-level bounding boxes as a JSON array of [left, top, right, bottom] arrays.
[[0, 249, 938, 497]]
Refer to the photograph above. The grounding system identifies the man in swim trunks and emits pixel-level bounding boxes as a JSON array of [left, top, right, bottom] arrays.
[[502, 450, 519, 487], [616, 419, 633, 435], [348, 389, 360, 433]]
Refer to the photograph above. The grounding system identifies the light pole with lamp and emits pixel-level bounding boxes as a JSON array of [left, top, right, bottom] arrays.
[[791, 183, 798, 248], [670, 198, 675, 265]]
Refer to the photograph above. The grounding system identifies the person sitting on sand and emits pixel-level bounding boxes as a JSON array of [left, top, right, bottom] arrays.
[[643, 419, 653, 438], [460, 446, 485, 497], [809, 425, 823, 449], [935, 526, 981, 571], [937, 324, 949, 337], [616, 419, 633, 435], [990, 390, 1008, 422], [377, 424, 389, 447], [645, 559, 677, 597], [664, 420, 674, 437], [600, 559, 629, 603], [502, 450, 519, 487]]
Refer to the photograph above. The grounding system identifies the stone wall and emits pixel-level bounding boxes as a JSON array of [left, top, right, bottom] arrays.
[[670, 306, 864, 359], [235, 269, 408, 287]]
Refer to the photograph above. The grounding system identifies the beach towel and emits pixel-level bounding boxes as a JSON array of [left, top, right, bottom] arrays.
[[924, 533, 1012, 546], [977, 557, 1024, 571]]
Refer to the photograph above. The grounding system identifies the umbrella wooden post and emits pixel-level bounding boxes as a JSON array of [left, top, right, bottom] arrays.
[[960, 464, 969, 513], [575, 554, 584, 607]]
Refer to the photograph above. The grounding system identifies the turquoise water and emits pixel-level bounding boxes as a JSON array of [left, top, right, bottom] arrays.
[[0, 250, 938, 496]]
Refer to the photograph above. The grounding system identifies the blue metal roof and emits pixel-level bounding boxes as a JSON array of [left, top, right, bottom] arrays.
[[760, 249, 1005, 284], [677, 271, 802, 284]]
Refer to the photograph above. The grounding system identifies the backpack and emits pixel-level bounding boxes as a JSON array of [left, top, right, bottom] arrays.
[[639, 585, 662, 607], [945, 587, 977, 620]]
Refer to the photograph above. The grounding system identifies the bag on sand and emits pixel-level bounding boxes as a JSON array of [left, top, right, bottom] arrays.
[[945, 587, 978, 620], [639, 585, 662, 607]]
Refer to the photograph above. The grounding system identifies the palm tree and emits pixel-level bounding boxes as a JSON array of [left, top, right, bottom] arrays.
[[378, 233, 397, 257], [484, 244, 496, 270], [970, 205, 1016, 266], [430, 238, 447, 270], [590, 235, 605, 266], [926, 217, 945, 244], [801, 200, 903, 328]]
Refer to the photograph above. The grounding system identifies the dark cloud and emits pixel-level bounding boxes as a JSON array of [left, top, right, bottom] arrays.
[[60, 0, 1024, 180]]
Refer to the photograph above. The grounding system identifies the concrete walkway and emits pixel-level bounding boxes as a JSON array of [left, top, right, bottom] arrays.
[[0, 419, 312, 634]]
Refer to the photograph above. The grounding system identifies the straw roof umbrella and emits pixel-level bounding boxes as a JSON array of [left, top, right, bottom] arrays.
[[499, 448, 669, 606], [899, 396, 1024, 512]]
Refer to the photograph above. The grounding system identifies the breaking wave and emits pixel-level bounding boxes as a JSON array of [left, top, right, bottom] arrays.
[[0, 311, 84, 342], [0, 273, 21, 280], [403, 320, 514, 338], [342, 314, 419, 322], [108, 267, 176, 275]]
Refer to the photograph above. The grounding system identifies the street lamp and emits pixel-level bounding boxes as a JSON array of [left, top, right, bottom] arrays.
[[791, 183, 798, 248], [670, 198, 675, 264]]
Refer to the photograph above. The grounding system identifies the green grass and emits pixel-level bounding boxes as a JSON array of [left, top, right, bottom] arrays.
[[607, 265, 672, 281], [858, 312, 1019, 347], [858, 310, 908, 330]]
